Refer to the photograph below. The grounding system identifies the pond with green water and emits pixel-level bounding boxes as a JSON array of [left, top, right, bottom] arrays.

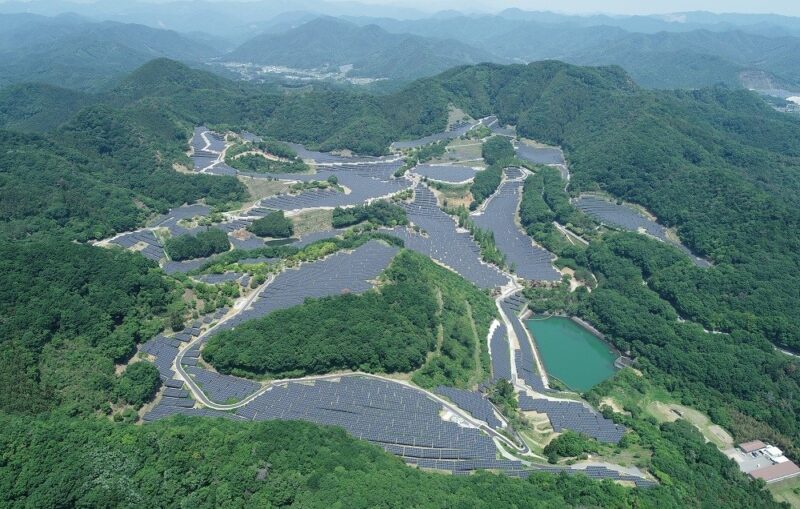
[[525, 316, 617, 392]]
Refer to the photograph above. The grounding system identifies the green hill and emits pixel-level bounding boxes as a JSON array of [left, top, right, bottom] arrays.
[[0, 13, 219, 91], [226, 17, 497, 81]]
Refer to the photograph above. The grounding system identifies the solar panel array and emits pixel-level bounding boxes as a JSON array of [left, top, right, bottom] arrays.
[[109, 230, 164, 261], [473, 180, 560, 281], [518, 395, 626, 444], [229, 235, 265, 250], [259, 162, 408, 211], [162, 257, 210, 274], [209, 241, 399, 335], [290, 228, 347, 247], [196, 272, 243, 284], [226, 375, 650, 484], [515, 144, 565, 165], [241, 131, 262, 143], [237, 376, 499, 460], [391, 122, 475, 150], [149, 204, 211, 230], [386, 186, 508, 289], [500, 297, 549, 393], [574, 196, 711, 268], [435, 386, 502, 428], [285, 142, 391, 165], [184, 365, 261, 403], [483, 116, 516, 137], [415, 164, 477, 183], [489, 324, 512, 382], [140, 335, 180, 380]]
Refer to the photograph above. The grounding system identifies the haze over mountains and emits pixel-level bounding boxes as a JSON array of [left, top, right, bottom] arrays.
[[1, 2, 800, 92]]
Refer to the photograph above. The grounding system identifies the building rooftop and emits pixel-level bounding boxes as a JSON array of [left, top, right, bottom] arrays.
[[738, 440, 767, 453], [749, 461, 800, 483]]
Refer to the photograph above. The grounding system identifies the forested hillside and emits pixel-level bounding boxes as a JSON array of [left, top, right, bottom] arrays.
[[1, 57, 799, 506], [0, 13, 219, 90], [226, 17, 497, 81]]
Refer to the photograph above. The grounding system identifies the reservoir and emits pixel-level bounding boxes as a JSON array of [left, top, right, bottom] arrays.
[[525, 316, 617, 392]]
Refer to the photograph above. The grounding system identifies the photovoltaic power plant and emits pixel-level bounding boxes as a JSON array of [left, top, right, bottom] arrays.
[[574, 195, 711, 268], [209, 240, 399, 336], [259, 161, 409, 210], [386, 185, 508, 289], [515, 144, 565, 165], [390, 121, 475, 150], [435, 386, 503, 428], [518, 395, 626, 444], [473, 179, 560, 281], [489, 324, 513, 383], [415, 164, 477, 183]]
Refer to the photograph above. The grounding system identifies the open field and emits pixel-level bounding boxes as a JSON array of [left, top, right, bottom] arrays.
[[768, 477, 800, 508], [290, 209, 333, 236]]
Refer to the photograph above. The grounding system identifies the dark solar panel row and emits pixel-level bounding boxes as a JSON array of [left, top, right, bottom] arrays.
[[109, 230, 164, 261], [235, 376, 499, 456], [196, 272, 243, 284], [206, 164, 238, 176], [574, 195, 711, 268], [515, 144, 565, 165], [414, 164, 477, 183], [184, 365, 261, 403], [483, 116, 516, 137], [284, 142, 390, 164], [208, 240, 398, 336], [140, 335, 179, 380], [391, 122, 476, 150], [435, 386, 502, 428], [489, 324, 512, 382], [259, 161, 408, 211], [518, 395, 626, 444], [385, 186, 508, 289], [229, 235, 265, 250], [473, 180, 560, 281], [500, 296, 549, 393], [223, 375, 648, 484]]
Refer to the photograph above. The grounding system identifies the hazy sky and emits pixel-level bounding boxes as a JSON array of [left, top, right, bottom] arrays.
[[1, 0, 798, 16], [355, 0, 800, 16]]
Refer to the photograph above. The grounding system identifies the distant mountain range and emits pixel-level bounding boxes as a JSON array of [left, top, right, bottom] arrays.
[[0, 13, 218, 91], [224, 17, 497, 81], [2, 8, 800, 92]]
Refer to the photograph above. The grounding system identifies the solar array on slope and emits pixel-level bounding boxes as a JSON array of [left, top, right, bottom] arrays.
[[285, 142, 391, 164], [483, 116, 516, 137], [489, 324, 512, 382], [435, 386, 502, 428], [574, 195, 711, 268], [515, 144, 565, 165], [473, 180, 560, 281], [184, 365, 261, 403], [391, 121, 475, 150], [210, 241, 398, 335], [500, 296, 548, 393], [196, 272, 243, 284], [237, 376, 499, 460], [259, 161, 408, 211], [109, 230, 163, 261], [386, 186, 508, 289], [414, 164, 477, 183], [518, 395, 626, 444]]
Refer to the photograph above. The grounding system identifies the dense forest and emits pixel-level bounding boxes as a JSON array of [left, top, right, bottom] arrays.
[[204, 249, 494, 387], [331, 200, 408, 228], [0, 240, 180, 416], [247, 210, 294, 238], [6, 413, 778, 509], [164, 228, 231, 261]]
